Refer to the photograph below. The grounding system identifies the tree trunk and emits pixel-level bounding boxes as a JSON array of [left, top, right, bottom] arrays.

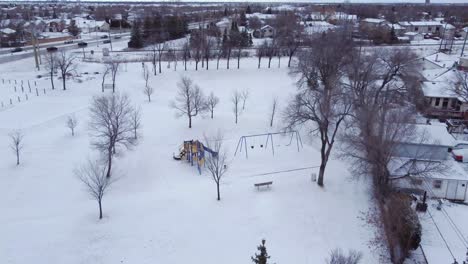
[[184, 59, 187, 71], [317, 163, 326, 187], [106, 147, 112, 178], [50, 71, 54, 90], [216, 183, 220, 201], [189, 115, 192, 128], [288, 54, 293, 67], [268, 57, 272, 68], [237, 52, 240, 69], [98, 199, 103, 219], [217, 57, 220, 70], [195, 60, 198, 71], [258, 57, 261, 68], [62, 75, 66, 90], [158, 58, 162, 74], [206, 57, 209, 70], [16, 150, 19, 165], [227, 50, 231, 69]]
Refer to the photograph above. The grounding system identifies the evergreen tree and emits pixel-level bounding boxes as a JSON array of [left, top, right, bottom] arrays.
[[240, 11, 247, 27], [231, 21, 239, 32], [68, 20, 81, 37], [128, 21, 143, 48], [390, 26, 398, 43], [223, 7, 228, 16], [246, 5, 252, 14], [143, 16, 153, 41], [251, 239, 270, 264]]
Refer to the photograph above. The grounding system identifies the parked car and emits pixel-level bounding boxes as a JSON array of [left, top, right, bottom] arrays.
[[64, 40, 73, 44], [77, 42, 88, 47], [46, 46, 58, 52], [452, 148, 468, 162], [114, 35, 122, 39], [100, 35, 109, 39], [103, 40, 111, 44], [453, 141, 468, 150], [11, 47, 23, 53]]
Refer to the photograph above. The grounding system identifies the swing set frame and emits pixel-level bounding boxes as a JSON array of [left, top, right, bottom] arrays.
[[234, 131, 303, 159]]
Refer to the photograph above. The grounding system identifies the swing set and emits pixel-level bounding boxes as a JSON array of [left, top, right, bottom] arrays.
[[234, 131, 303, 159]]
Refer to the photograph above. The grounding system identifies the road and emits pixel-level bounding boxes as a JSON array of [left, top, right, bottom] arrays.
[[0, 33, 131, 64]]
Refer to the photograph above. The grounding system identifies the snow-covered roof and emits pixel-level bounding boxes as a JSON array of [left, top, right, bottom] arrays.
[[261, 25, 274, 30], [421, 81, 458, 99], [361, 18, 386, 24], [246, 13, 276, 20], [412, 124, 456, 146], [404, 32, 422, 36], [0, 28, 16, 34], [409, 21, 444, 26], [388, 158, 468, 180]]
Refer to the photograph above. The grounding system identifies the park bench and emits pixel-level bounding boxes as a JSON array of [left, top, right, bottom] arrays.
[[254, 181, 273, 190]]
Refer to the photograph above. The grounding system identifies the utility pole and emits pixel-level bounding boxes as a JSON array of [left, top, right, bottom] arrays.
[[461, 28, 468, 57], [32, 29, 40, 70]]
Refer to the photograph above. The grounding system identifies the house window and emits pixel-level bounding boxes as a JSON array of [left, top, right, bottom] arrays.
[[451, 99, 456, 109], [435, 98, 440, 106], [415, 27, 419, 31], [436, 27, 440, 31], [433, 180, 442, 189], [410, 178, 423, 185], [428, 27, 432, 31], [442, 98, 449, 109]]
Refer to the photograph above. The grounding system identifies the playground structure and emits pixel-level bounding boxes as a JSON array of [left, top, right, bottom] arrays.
[[173, 140, 218, 174], [234, 131, 303, 159]]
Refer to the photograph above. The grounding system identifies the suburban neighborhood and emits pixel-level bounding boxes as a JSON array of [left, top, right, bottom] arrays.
[[1, 1, 468, 264]]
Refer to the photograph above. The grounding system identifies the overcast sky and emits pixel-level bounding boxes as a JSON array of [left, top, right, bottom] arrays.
[[85, 0, 467, 3]]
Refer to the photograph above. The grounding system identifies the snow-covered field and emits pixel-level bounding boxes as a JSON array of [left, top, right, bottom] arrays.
[[0, 54, 386, 263]]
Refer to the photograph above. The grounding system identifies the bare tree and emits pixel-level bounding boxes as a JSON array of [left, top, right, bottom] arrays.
[[9, 130, 24, 166], [66, 115, 78, 136], [206, 92, 219, 119], [156, 42, 167, 74], [285, 32, 353, 187], [241, 88, 250, 110], [452, 71, 468, 101], [131, 107, 142, 139], [44, 52, 57, 90], [204, 132, 228, 201], [142, 64, 154, 102], [182, 40, 191, 71], [89, 93, 140, 178], [75, 159, 115, 220], [274, 12, 302, 68], [149, 47, 158, 76], [101, 65, 110, 92], [256, 41, 266, 69], [326, 249, 362, 264], [105, 61, 120, 93], [143, 84, 154, 102], [203, 36, 213, 70], [269, 97, 278, 127], [342, 48, 422, 194], [142, 63, 150, 88], [264, 39, 277, 69], [56, 51, 76, 90], [170, 76, 206, 128], [232, 90, 241, 124]]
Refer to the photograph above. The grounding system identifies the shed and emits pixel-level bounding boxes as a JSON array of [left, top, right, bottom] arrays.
[[389, 158, 468, 201], [393, 124, 455, 161]]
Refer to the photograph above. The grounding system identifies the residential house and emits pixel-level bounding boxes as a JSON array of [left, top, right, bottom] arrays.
[[253, 25, 275, 38], [0, 28, 19, 47], [360, 18, 388, 31], [399, 21, 454, 36], [301, 21, 335, 35], [404, 32, 424, 41], [390, 124, 468, 201]]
